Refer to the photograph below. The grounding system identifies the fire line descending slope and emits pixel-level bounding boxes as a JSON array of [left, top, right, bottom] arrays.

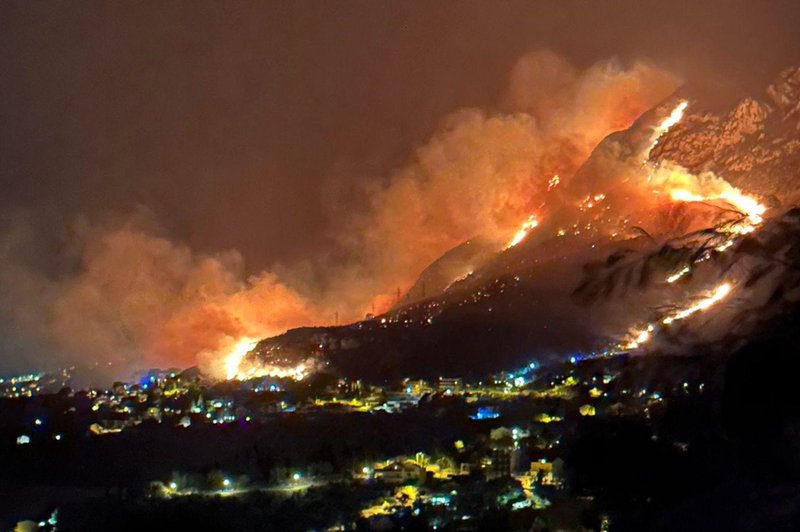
[[232, 68, 800, 383], [503, 99, 767, 362]]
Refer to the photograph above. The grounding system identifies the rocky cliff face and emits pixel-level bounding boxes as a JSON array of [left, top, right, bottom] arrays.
[[652, 67, 800, 200]]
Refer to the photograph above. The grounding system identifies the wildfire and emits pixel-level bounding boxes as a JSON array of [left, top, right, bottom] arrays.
[[506, 215, 539, 248], [224, 337, 258, 380], [644, 100, 688, 161], [666, 266, 692, 284], [666, 177, 766, 256], [578, 193, 606, 211], [669, 188, 765, 224], [646, 102, 765, 230], [656, 100, 689, 135], [610, 101, 757, 354], [622, 324, 655, 350], [232, 360, 311, 381], [620, 282, 733, 351], [223, 337, 311, 381], [670, 185, 766, 253], [661, 282, 731, 325], [643, 101, 766, 263], [445, 270, 473, 291]]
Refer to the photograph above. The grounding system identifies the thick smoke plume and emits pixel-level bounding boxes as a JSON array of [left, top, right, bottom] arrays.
[[0, 52, 679, 380], [324, 52, 678, 310], [0, 210, 322, 379]]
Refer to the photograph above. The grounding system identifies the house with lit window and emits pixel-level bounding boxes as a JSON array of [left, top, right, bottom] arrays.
[[374, 461, 426, 484]]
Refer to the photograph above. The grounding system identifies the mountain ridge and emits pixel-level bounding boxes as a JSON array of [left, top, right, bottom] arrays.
[[242, 66, 800, 382]]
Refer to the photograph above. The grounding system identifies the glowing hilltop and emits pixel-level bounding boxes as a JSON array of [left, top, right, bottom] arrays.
[[221, 80, 798, 383]]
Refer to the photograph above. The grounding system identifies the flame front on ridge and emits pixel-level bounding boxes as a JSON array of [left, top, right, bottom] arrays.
[[506, 215, 539, 249], [223, 337, 311, 382]]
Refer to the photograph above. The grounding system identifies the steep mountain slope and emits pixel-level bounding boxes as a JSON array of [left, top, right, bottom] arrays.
[[651, 67, 800, 199], [241, 67, 800, 382]]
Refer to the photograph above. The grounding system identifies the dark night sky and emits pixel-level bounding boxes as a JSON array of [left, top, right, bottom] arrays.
[[1, 0, 799, 271]]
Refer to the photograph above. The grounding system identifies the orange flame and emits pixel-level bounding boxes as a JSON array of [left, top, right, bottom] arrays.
[[506, 215, 539, 248], [643, 101, 766, 257], [655, 100, 689, 135], [644, 100, 688, 161], [620, 282, 733, 350], [658, 165, 766, 253], [221, 336, 311, 381], [661, 282, 731, 325], [224, 337, 258, 379]]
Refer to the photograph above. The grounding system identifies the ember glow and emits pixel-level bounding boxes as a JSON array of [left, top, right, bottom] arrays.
[[578, 193, 606, 211], [666, 266, 692, 284], [221, 337, 310, 381], [446, 270, 473, 291], [622, 324, 655, 350], [669, 188, 765, 225], [506, 215, 539, 248], [644, 100, 688, 160], [644, 102, 767, 262], [621, 102, 754, 348], [661, 282, 732, 325], [0, 51, 682, 378], [656, 100, 689, 134], [661, 170, 767, 253], [231, 360, 311, 382], [645, 102, 766, 231], [7, 4, 800, 527], [224, 338, 258, 380], [620, 282, 733, 351]]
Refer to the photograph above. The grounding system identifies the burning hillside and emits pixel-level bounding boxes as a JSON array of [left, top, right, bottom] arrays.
[[6, 56, 796, 385], [234, 67, 800, 382], [0, 52, 690, 382]]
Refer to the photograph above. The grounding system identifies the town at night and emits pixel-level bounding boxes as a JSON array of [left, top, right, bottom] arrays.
[[2, 2, 800, 531]]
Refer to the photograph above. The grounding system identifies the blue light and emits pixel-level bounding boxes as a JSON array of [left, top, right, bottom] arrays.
[[470, 406, 500, 420], [430, 495, 450, 506]]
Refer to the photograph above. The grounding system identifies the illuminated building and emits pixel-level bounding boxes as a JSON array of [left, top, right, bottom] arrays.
[[89, 420, 126, 435], [374, 461, 426, 484], [488, 448, 512, 479], [402, 379, 433, 395], [437, 377, 464, 395], [529, 458, 564, 486]]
